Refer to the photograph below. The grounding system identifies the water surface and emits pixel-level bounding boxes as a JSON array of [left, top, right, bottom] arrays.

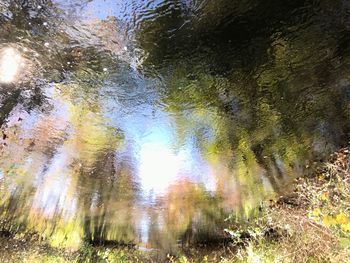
[[1, 0, 350, 251]]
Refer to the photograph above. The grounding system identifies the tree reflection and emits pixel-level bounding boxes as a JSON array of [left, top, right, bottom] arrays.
[[134, 0, 350, 219], [1, 0, 350, 252]]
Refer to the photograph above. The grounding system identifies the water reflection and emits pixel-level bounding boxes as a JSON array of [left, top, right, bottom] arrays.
[[0, 48, 23, 83], [0, 0, 350, 253]]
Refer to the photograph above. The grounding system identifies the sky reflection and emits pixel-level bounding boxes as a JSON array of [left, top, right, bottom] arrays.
[[0, 48, 23, 84]]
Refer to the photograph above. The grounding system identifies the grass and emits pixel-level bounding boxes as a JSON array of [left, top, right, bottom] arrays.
[[0, 239, 156, 263]]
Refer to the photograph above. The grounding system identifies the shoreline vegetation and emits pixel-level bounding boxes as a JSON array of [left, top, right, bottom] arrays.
[[1, 147, 350, 262]]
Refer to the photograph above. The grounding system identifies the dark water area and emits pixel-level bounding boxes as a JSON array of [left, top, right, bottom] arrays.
[[0, 0, 350, 252]]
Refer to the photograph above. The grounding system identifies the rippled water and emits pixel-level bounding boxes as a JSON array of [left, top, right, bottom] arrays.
[[1, 0, 350, 252]]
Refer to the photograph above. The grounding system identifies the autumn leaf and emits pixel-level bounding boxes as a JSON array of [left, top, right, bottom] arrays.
[[336, 213, 349, 225], [323, 215, 336, 227], [320, 192, 329, 201], [341, 223, 350, 232], [311, 208, 321, 217]]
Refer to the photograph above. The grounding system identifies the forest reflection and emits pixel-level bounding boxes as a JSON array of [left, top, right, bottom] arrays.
[[1, 0, 350, 251]]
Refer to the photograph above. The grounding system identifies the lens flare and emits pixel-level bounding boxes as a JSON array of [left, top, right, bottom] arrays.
[[0, 48, 23, 84]]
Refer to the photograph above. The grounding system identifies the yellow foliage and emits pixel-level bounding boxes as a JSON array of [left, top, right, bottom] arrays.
[[323, 215, 336, 227], [336, 213, 349, 225], [179, 256, 189, 263], [311, 208, 321, 217], [320, 192, 329, 201], [341, 223, 350, 232]]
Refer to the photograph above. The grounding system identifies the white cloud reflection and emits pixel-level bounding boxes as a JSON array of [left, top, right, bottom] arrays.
[[139, 140, 184, 196]]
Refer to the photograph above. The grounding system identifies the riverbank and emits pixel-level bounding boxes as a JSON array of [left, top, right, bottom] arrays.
[[227, 147, 350, 262], [1, 148, 350, 262]]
